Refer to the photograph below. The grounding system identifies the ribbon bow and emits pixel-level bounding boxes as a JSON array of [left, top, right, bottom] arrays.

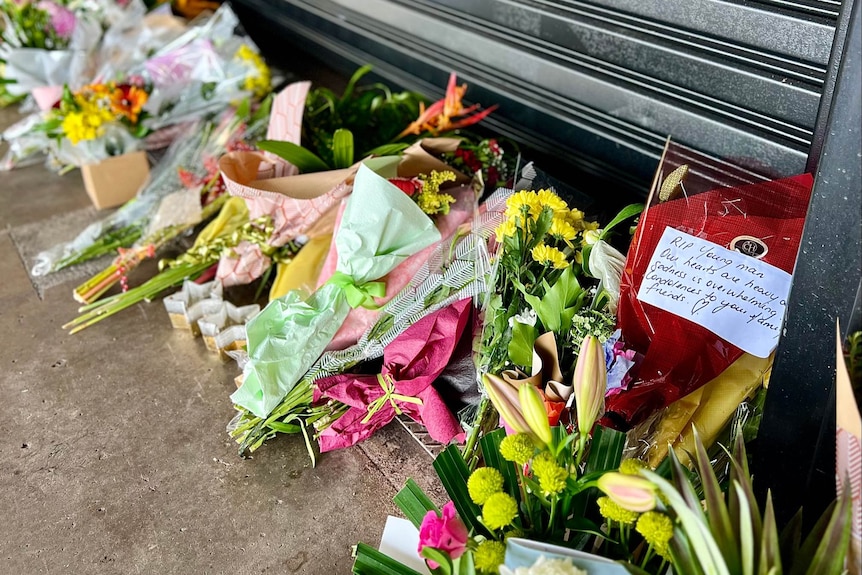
[[327, 271, 387, 310], [361, 374, 423, 423], [314, 298, 473, 452]]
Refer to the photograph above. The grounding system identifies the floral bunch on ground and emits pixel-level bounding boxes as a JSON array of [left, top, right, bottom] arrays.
[[0, 0, 77, 49], [44, 79, 151, 145]]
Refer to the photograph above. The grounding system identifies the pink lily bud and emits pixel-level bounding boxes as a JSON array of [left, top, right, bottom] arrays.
[[572, 335, 606, 437], [597, 472, 657, 512], [483, 373, 532, 437], [519, 383, 552, 447]]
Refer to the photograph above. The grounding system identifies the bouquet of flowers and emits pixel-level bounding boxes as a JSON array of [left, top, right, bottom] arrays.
[[0, 0, 138, 105], [2, 3, 272, 170]]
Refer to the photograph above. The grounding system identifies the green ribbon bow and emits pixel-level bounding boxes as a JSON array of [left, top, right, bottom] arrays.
[[327, 270, 387, 310], [361, 374, 424, 424]]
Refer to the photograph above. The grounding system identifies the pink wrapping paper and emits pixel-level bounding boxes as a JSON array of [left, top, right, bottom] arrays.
[[317, 182, 476, 350], [314, 298, 472, 452], [218, 81, 349, 286]]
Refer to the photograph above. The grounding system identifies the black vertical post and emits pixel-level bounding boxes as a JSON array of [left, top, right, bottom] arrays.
[[752, 0, 862, 524]]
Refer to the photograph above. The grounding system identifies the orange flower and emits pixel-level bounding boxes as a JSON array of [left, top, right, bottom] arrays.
[[397, 72, 498, 138], [110, 85, 148, 124]]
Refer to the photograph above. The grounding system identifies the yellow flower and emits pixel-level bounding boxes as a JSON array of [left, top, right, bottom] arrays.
[[482, 492, 518, 530], [499, 433, 534, 465], [505, 190, 541, 220], [531, 451, 568, 496], [417, 170, 457, 216], [536, 188, 568, 213], [597, 496, 639, 526], [235, 44, 272, 98], [636, 511, 674, 558], [494, 219, 517, 240], [583, 220, 600, 232], [619, 459, 649, 475], [474, 540, 506, 574], [531, 243, 568, 269], [468, 467, 505, 505], [549, 215, 577, 243]]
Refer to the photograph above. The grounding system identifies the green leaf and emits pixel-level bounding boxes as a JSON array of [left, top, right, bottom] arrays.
[[353, 542, 425, 575], [394, 479, 439, 528], [758, 492, 781, 575], [235, 98, 251, 120], [433, 446, 487, 536], [299, 421, 316, 468], [508, 321, 537, 370], [479, 428, 520, 502], [455, 549, 476, 575], [600, 203, 644, 240], [420, 548, 452, 575], [341, 64, 373, 105], [693, 428, 739, 572], [778, 510, 802, 570], [365, 142, 411, 157], [332, 128, 355, 168], [565, 515, 607, 539], [584, 426, 626, 474], [644, 470, 731, 575], [257, 139, 331, 172], [734, 482, 755, 575], [265, 421, 301, 434], [791, 486, 852, 575]]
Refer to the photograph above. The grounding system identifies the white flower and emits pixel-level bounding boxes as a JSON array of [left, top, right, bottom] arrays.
[[509, 308, 537, 328], [588, 239, 626, 313], [499, 556, 588, 575]]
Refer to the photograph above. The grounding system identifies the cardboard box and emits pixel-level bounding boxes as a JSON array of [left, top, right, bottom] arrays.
[[81, 151, 150, 210]]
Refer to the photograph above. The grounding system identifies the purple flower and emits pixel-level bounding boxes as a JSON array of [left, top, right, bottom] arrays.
[[38, 1, 76, 40]]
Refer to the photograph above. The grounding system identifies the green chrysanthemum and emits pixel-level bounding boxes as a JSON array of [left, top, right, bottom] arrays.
[[503, 528, 524, 541], [474, 540, 506, 574], [619, 459, 648, 475], [636, 511, 674, 558], [530, 451, 557, 477], [537, 463, 568, 496], [499, 433, 534, 465], [468, 467, 505, 505], [597, 496, 639, 526], [482, 492, 518, 530]]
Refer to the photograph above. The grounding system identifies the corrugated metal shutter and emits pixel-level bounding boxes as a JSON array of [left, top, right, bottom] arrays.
[[232, 0, 843, 195]]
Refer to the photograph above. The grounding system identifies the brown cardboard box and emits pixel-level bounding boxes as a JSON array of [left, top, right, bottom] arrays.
[[81, 151, 150, 210]]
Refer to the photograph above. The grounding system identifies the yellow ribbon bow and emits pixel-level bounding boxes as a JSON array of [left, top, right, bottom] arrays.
[[361, 374, 424, 424], [327, 270, 387, 309]]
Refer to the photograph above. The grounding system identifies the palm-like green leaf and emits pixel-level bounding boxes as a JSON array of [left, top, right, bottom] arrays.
[[353, 542, 424, 575], [332, 128, 355, 168], [394, 479, 439, 528], [257, 139, 331, 173]]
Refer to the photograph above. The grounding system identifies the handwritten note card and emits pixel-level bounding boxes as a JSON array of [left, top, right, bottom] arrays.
[[637, 227, 792, 358]]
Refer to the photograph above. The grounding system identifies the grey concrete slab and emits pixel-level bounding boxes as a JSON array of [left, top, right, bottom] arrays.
[[0, 107, 442, 574]]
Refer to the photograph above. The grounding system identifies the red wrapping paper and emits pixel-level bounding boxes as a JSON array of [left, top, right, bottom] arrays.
[[606, 173, 813, 427]]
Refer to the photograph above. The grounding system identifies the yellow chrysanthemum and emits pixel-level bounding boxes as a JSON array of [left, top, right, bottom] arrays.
[[494, 218, 517, 240], [568, 208, 585, 223], [583, 220, 600, 232], [468, 467, 505, 505], [536, 188, 568, 213], [636, 511, 674, 558], [499, 433, 534, 465], [61, 103, 113, 144], [530, 451, 568, 496], [619, 459, 649, 476], [505, 190, 541, 220], [503, 528, 524, 541], [549, 215, 577, 243], [597, 496, 639, 526], [474, 540, 506, 574], [482, 492, 518, 530], [531, 243, 568, 269]]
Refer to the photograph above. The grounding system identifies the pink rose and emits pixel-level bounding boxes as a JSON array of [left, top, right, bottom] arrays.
[[417, 501, 469, 568], [37, 1, 76, 40]]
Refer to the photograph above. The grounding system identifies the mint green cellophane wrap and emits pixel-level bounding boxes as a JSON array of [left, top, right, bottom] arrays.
[[231, 164, 442, 418]]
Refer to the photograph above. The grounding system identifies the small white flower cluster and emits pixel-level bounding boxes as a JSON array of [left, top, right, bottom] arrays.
[[499, 556, 588, 575]]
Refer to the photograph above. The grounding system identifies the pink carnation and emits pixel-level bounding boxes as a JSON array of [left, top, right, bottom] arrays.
[[38, 1, 76, 40], [417, 501, 469, 568]]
